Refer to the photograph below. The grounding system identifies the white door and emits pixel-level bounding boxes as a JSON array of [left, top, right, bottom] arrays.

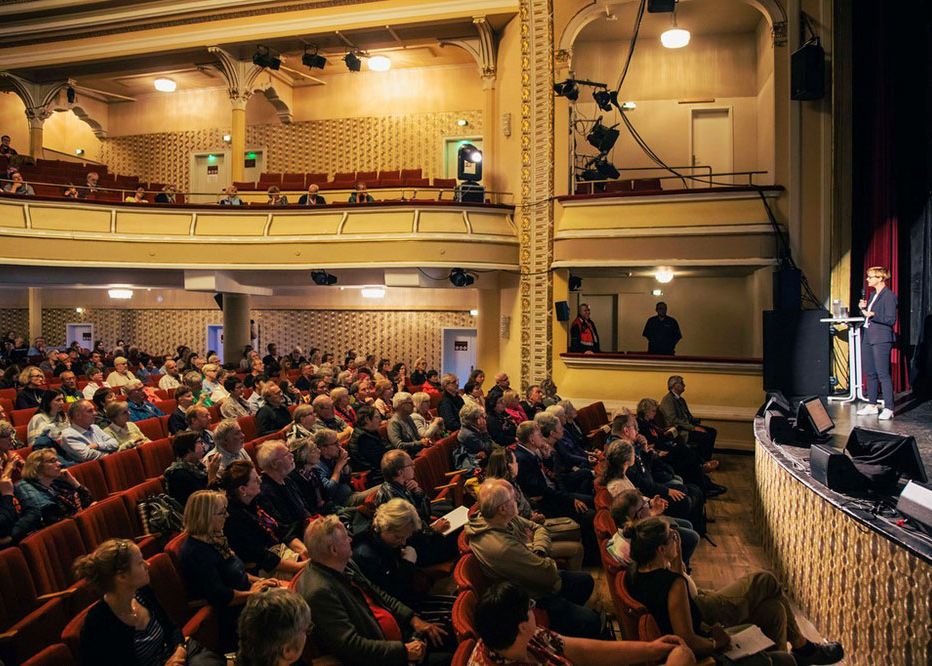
[[189, 152, 228, 204], [690, 108, 733, 186], [578, 293, 617, 352], [441, 328, 478, 383], [66, 323, 94, 350], [206, 325, 224, 361]]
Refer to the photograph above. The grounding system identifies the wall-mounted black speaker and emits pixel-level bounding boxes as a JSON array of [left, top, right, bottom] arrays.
[[763, 310, 831, 397], [791, 39, 825, 101], [213, 293, 224, 311], [555, 301, 570, 322], [896, 481, 932, 535], [810, 443, 868, 493], [647, 0, 676, 12]]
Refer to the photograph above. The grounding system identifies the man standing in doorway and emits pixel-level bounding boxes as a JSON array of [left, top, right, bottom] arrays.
[[569, 303, 600, 354], [642, 302, 682, 355]]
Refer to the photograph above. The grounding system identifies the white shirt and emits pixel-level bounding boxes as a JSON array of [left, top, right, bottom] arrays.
[[61, 424, 119, 461], [82, 381, 109, 400]]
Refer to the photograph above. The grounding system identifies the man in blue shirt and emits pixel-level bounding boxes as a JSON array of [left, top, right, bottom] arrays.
[[125, 380, 165, 422]]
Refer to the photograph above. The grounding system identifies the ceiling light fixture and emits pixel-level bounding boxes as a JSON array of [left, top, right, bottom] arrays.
[[75, 148, 85, 156], [655, 267, 675, 284], [344, 52, 362, 72], [252, 46, 281, 70], [222, 134, 232, 143], [652, 288, 664, 296], [108, 288, 133, 299], [367, 55, 391, 72], [469, 309, 480, 316], [153, 78, 177, 92], [553, 79, 580, 101], [456, 119, 469, 127], [621, 101, 637, 110], [361, 287, 386, 299], [302, 46, 327, 70], [660, 9, 690, 49]]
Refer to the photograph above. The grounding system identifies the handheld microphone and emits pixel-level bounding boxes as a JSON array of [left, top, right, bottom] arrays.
[[861, 287, 866, 299]]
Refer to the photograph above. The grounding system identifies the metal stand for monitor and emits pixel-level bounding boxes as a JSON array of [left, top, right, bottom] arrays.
[[820, 316, 866, 403]]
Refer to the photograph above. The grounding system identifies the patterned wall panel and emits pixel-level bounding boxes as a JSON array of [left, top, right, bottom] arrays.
[[754, 441, 932, 666], [40, 308, 473, 369], [101, 111, 482, 188], [0, 309, 29, 340]]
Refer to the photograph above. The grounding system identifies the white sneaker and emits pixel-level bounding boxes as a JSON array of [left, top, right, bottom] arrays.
[[879, 408, 894, 420], [856, 404, 878, 416]]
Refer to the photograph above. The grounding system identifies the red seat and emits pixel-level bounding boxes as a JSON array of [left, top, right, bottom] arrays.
[[137, 438, 174, 478], [119, 478, 166, 536], [60, 603, 92, 660], [0, 388, 17, 401], [594, 487, 612, 512], [21, 643, 75, 666], [11, 408, 37, 426], [305, 172, 327, 184], [594, 509, 616, 541], [632, 177, 662, 191], [19, 519, 87, 597], [163, 531, 187, 571], [146, 553, 196, 627], [68, 460, 109, 501], [135, 417, 164, 441], [244, 441, 258, 466], [332, 171, 355, 183], [207, 405, 220, 423], [159, 415, 172, 436], [237, 415, 257, 442], [14, 445, 33, 460], [378, 170, 401, 181], [356, 170, 377, 182], [100, 448, 146, 492], [401, 168, 423, 180], [0, 548, 69, 666], [0, 397, 13, 415], [154, 399, 176, 415], [232, 181, 256, 191], [453, 554, 489, 595], [613, 570, 659, 641], [74, 494, 156, 556], [433, 178, 456, 189], [14, 425, 27, 445], [451, 638, 476, 666], [451, 590, 477, 641]]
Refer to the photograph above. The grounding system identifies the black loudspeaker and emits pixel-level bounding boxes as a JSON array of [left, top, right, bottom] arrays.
[[772, 266, 801, 311], [810, 443, 868, 493], [763, 310, 831, 397], [647, 0, 676, 12], [791, 39, 825, 101], [555, 301, 570, 322], [756, 391, 793, 418], [896, 481, 932, 535], [213, 293, 224, 311], [765, 410, 796, 444]]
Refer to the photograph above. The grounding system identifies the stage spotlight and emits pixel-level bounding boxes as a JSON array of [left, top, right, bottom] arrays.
[[592, 88, 616, 112], [311, 270, 337, 286], [367, 55, 391, 72], [553, 79, 579, 101], [587, 120, 620, 153], [252, 47, 281, 70], [344, 52, 362, 72], [457, 143, 483, 182], [302, 51, 327, 69], [569, 276, 583, 292], [66, 86, 76, 104], [594, 158, 619, 180], [449, 268, 475, 287]]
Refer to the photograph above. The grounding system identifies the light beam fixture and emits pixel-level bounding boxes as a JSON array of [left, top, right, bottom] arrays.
[[654, 267, 675, 283], [154, 78, 177, 92], [108, 288, 133, 299], [367, 55, 391, 72], [661, 8, 690, 49], [553, 79, 580, 101], [449, 269, 475, 287], [344, 52, 362, 72], [252, 47, 281, 70], [302, 46, 327, 70], [311, 270, 337, 286]]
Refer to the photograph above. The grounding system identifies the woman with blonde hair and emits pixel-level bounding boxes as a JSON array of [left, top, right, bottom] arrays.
[[410, 357, 428, 387], [330, 386, 357, 426], [372, 378, 395, 418], [15, 365, 46, 409], [502, 389, 529, 424], [411, 391, 444, 440], [103, 401, 150, 450], [15, 448, 92, 536], [285, 403, 316, 443], [857, 265, 898, 420]]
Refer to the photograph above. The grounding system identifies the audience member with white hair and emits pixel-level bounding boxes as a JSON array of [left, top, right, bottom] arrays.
[[386, 391, 428, 455], [236, 587, 312, 666], [437, 373, 464, 432], [454, 402, 494, 471], [256, 440, 312, 538], [106, 356, 137, 388], [410, 391, 445, 441], [203, 419, 250, 472]]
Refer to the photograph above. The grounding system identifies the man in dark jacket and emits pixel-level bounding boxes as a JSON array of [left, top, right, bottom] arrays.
[[256, 384, 292, 435], [348, 405, 387, 485], [568, 303, 600, 353]]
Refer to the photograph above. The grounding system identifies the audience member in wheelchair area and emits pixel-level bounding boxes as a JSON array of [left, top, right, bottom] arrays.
[[74, 538, 225, 666], [466, 478, 603, 640], [624, 517, 845, 666], [296, 514, 454, 665], [467, 581, 696, 666], [598, 440, 699, 566], [235, 586, 312, 666]]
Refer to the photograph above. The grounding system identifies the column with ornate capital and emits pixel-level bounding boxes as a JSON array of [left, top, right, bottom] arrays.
[[208, 47, 264, 183], [0, 73, 72, 159]]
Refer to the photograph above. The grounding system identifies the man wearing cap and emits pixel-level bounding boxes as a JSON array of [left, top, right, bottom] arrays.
[[106, 356, 137, 388]]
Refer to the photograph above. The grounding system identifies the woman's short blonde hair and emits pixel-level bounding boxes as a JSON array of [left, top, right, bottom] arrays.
[[372, 498, 422, 535], [292, 404, 314, 424], [330, 387, 349, 403], [867, 266, 890, 280], [183, 490, 227, 537], [374, 379, 393, 395], [22, 448, 57, 481], [411, 392, 431, 410], [18, 365, 42, 388], [502, 389, 520, 407]]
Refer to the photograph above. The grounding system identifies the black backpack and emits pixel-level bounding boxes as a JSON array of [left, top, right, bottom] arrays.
[[137, 494, 184, 535]]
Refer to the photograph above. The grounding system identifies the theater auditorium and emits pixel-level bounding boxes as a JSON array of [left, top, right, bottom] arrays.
[[0, 1, 929, 665]]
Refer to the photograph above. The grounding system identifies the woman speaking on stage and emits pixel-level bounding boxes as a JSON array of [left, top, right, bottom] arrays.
[[857, 266, 897, 420]]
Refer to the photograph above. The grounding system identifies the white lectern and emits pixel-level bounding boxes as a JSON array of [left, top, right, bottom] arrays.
[[820, 316, 866, 403]]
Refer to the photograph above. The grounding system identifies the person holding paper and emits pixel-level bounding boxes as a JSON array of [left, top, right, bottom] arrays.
[[624, 517, 844, 665]]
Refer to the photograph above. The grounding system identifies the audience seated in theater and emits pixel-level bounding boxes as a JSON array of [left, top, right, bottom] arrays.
[[221, 377, 253, 419], [286, 436, 331, 515], [236, 586, 312, 666], [502, 390, 529, 424], [61, 399, 120, 462], [294, 362, 316, 392], [219, 185, 243, 206], [372, 379, 395, 419], [26, 388, 68, 447], [106, 356, 137, 388], [246, 376, 270, 414], [154, 184, 177, 203], [437, 373, 465, 432], [409, 357, 428, 387], [536, 410, 594, 496], [202, 419, 249, 473], [74, 538, 225, 666], [296, 515, 451, 665], [79, 171, 100, 198], [0, 134, 17, 156], [59, 370, 82, 402], [468, 368, 486, 389], [168, 386, 194, 434], [387, 391, 428, 455], [262, 343, 281, 376], [285, 403, 317, 444], [256, 384, 292, 436], [468, 581, 695, 666], [0, 423, 25, 543], [3, 171, 34, 196], [389, 362, 411, 392], [310, 394, 353, 443], [314, 429, 371, 506], [124, 186, 149, 203], [373, 450, 457, 566], [278, 378, 303, 407], [297, 182, 327, 206], [485, 447, 584, 571], [348, 181, 375, 204], [92, 387, 116, 429], [244, 358, 265, 389], [658, 375, 717, 462], [331, 386, 357, 426], [348, 405, 387, 485], [257, 439, 316, 538], [15, 448, 93, 536], [454, 402, 494, 472], [539, 378, 561, 408], [487, 371, 511, 402], [420, 369, 442, 400], [625, 517, 843, 665], [103, 401, 151, 450], [219, 459, 309, 579], [157, 359, 180, 391], [124, 379, 164, 421], [165, 431, 220, 508], [15, 365, 46, 409], [178, 490, 282, 652], [411, 391, 444, 441], [485, 393, 517, 446], [38, 350, 58, 375], [521, 385, 545, 420], [373, 358, 392, 384], [463, 379, 485, 410], [201, 362, 222, 395], [466, 478, 602, 639], [266, 186, 288, 206], [184, 370, 213, 407]]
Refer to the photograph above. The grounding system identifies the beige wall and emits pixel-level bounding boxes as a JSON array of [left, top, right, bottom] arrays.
[[0, 93, 29, 155], [43, 110, 103, 162]]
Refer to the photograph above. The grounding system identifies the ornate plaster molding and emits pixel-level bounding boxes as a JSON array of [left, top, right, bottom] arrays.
[[207, 46, 266, 107], [0, 72, 73, 128]]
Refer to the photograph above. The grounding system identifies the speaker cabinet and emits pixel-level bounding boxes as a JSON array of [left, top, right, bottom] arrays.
[[897, 481, 932, 535], [810, 444, 867, 493], [772, 266, 801, 311], [792, 40, 825, 101], [555, 301, 570, 322], [763, 310, 831, 397]]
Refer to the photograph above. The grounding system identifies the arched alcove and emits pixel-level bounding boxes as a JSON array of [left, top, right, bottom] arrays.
[[44, 108, 104, 161]]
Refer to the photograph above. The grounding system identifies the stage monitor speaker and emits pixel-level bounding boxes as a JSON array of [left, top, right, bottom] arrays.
[[765, 410, 795, 444], [763, 310, 831, 397], [844, 428, 928, 484], [796, 395, 834, 438], [555, 301, 570, 322], [213, 293, 224, 311], [756, 391, 793, 418], [896, 481, 932, 535], [791, 39, 825, 101], [772, 266, 801, 311], [810, 443, 868, 493]]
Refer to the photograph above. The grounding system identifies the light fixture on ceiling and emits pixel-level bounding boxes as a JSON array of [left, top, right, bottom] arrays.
[[469, 309, 480, 316], [655, 267, 675, 284], [75, 307, 84, 314], [302, 46, 327, 70], [367, 55, 391, 72], [553, 79, 580, 101], [620, 101, 637, 110], [456, 119, 469, 127], [222, 134, 232, 143], [153, 78, 177, 92], [108, 288, 134, 299], [586, 119, 619, 153], [311, 270, 337, 286], [344, 52, 362, 72], [660, 8, 690, 49], [361, 287, 386, 299], [252, 46, 281, 70], [75, 148, 85, 156]]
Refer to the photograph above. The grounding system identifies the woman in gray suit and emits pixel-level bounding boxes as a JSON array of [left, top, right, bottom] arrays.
[[857, 266, 897, 420]]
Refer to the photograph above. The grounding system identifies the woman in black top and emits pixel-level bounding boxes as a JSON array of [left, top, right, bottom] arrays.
[[92, 387, 116, 429], [163, 431, 219, 509], [625, 517, 843, 665], [437, 373, 465, 431], [219, 459, 308, 579], [168, 387, 194, 435], [15, 365, 46, 409], [486, 393, 517, 446], [74, 538, 223, 666]]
